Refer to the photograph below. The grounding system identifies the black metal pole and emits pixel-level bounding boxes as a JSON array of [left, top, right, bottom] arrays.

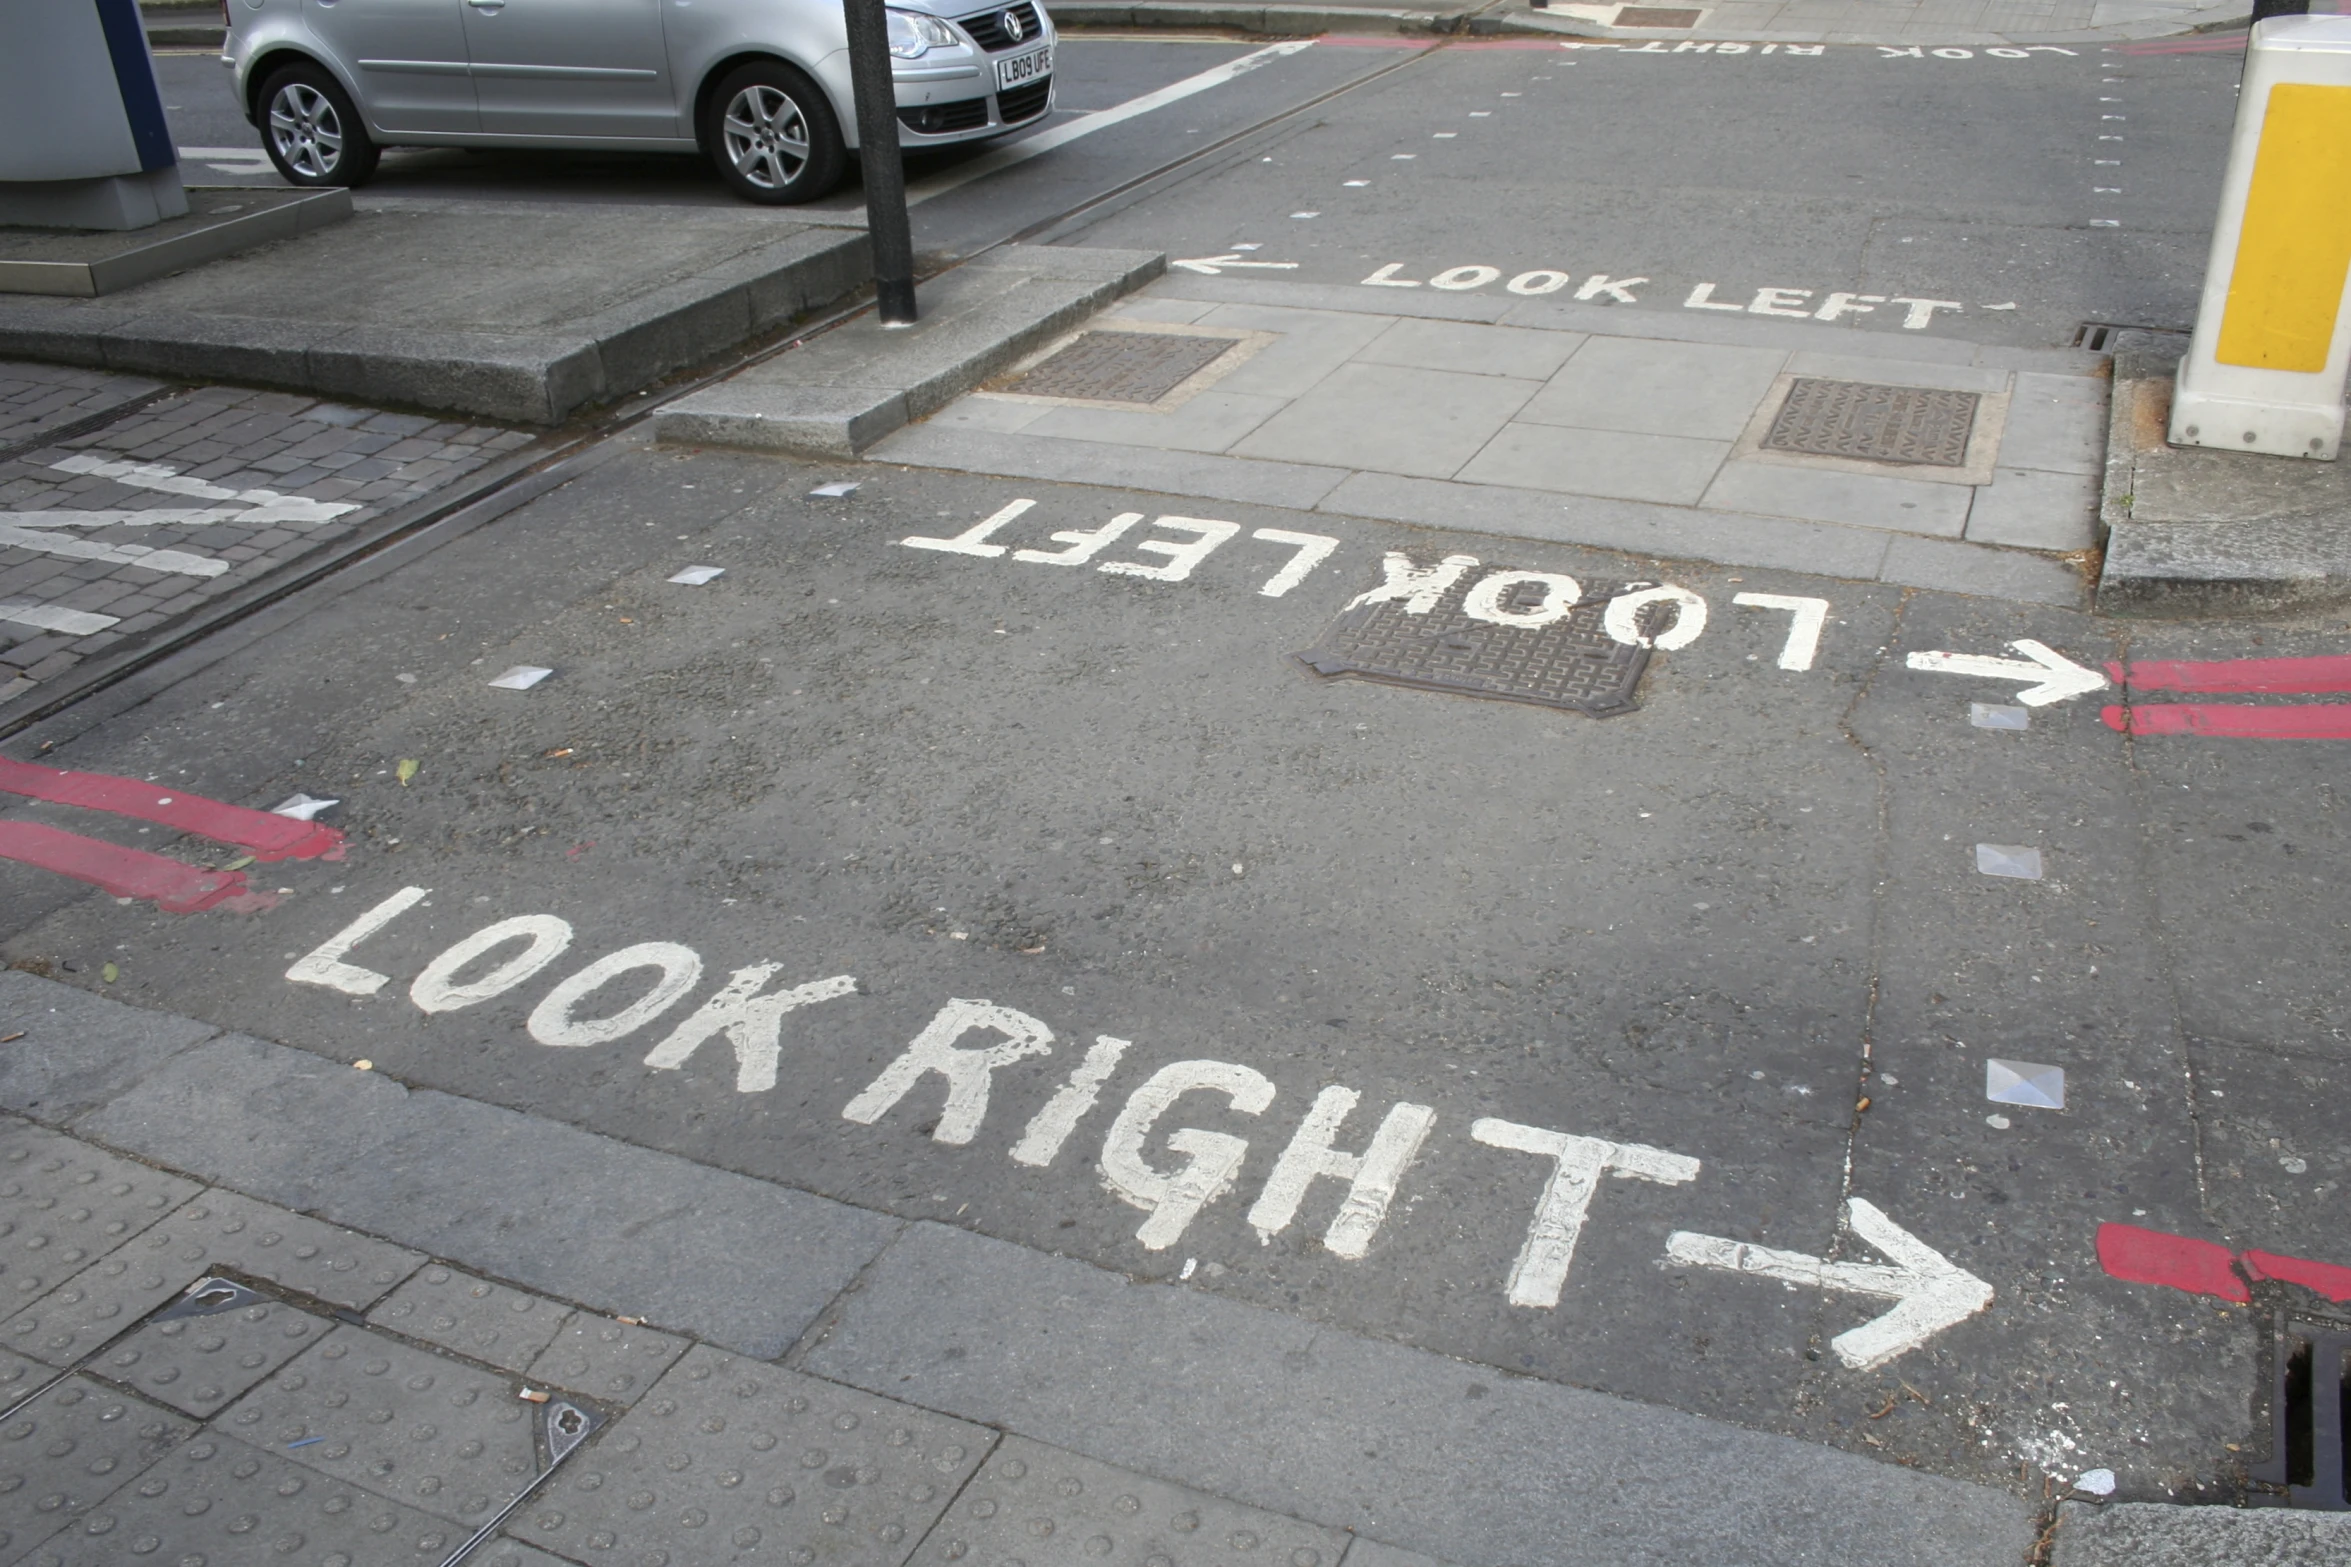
[[2248, 0, 2307, 22], [843, 0, 918, 324]]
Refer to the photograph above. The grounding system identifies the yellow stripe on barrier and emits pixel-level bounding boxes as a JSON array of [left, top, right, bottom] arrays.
[[2217, 82, 2351, 373]]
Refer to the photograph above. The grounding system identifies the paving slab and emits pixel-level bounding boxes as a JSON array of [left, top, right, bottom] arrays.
[[524, 1312, 690, 1407], [655, 246, 1165, 458], [367, 1263, 573, 1374], [0, 967, 218, 1125], [0, 1123, 200, 1339], [19, 1433, 516, 1567], [2, 1186, 423, 1366], [0, 1374, 195, 1557], [800, 1222, 2040, 1567], [2096, 330, 2351, 616], [72, 1028, 903, 1358], [510, 1344, 995, 1567], [908, 1434, 1353, 1567], [219, 1323, 543, 1524], [0, 200, 872, 424], [94, 1290, 333, 1418]]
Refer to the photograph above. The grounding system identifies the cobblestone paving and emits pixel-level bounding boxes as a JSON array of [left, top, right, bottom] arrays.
[[0, 364, 162, 454], [0, 364, 535, 711]]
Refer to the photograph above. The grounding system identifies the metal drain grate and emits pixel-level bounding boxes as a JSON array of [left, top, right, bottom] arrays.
[[1614, 5, 1705, 23], [1004, 331, 1237, 403], [2253, 1317, 2350, 1510], [1763, 378, 1980, 467], [1296, 571, 1653, 718]]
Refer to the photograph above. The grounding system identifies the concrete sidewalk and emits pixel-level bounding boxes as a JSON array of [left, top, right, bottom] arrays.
[[0, 965, 2337, 1565], [865, 272, 2101, 605]]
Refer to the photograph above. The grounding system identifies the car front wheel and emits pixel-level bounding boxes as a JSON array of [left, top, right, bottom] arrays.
[[258, 62, 380, 188], [704, 61, 846, 205]]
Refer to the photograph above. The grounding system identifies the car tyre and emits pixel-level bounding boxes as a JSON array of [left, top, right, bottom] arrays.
[[258, 61, 380, 188], [704, 60, 846, 205]]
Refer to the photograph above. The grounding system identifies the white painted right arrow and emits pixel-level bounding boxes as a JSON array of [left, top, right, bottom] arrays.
[[1904, 639, 2107, 706], [1664, 1198, 1994, 1370]]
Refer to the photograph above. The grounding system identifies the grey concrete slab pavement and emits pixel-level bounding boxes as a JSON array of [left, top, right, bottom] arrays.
[[0, 202, 872, 424], [867, 273, 2107, 596], [656, 246, 1168, 457]]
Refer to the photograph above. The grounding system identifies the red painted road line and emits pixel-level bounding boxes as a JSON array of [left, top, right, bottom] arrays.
[[2244, 1250, 2351, 1304], [2102, 703, 2351, 740], [2112, 653, 2351, 695], [0, 757, 343, 860], [0, 821, 251, 913], [2096, 1223, 2250, 1303]]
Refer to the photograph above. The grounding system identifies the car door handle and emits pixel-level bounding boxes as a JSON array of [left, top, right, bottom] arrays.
[[466, 0, 504, 10]]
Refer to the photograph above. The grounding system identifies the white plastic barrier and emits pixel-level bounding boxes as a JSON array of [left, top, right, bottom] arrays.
[[2170, 17, 2351, 461]]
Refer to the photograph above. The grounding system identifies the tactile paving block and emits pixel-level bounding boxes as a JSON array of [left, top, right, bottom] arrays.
[[525, 1314, 688, 1407], [1296, 571, 1653, 719], [96, 1294, 332, 1418], [216, 1325, 539, 1526], [3, 1190, 422, 1367], [17, 1434, 484, 1567], [511, 1345, 994, 1567], [0, 1127, 198, 1328], [368, 1267, 571, 1374], [0, 1375, 193, 1559], [0, 1342, 47, 1408], [909, 1436, 1351, 1567]]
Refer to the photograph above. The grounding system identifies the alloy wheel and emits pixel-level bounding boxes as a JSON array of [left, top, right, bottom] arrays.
[[722, 85, 813, 191], [267, 83, 344, 180]]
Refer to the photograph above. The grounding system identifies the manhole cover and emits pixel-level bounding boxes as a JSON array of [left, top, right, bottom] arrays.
[[1004, 330, 1237, 403], [1763, 378, 1980, 467], [1296, 568, 1655, 718]]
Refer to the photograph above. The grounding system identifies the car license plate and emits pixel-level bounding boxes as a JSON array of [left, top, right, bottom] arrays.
[[997, 46, 1050, 91]]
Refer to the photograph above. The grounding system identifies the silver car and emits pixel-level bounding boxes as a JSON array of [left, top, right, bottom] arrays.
[[223, 0, 1056, 203]]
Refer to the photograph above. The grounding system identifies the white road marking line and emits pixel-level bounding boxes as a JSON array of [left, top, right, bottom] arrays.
[[0, 524, 226, 576], [53, 453, 354, 516], [5, 506, 340, 529], [0, 602, 121, 636], [906, 39, 1314, 205]]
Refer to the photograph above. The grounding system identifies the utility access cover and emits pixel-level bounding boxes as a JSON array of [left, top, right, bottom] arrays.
[[1004, 330, 1236, 403], [1764, 378, 1980, 467], [1296, 569, 1654, 718]]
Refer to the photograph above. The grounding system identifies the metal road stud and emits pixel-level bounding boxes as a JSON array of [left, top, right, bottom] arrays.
[[2172, 17, 2351, 460]]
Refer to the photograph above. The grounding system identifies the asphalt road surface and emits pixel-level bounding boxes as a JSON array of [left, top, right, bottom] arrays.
[[8, 23, 2338, 1521]]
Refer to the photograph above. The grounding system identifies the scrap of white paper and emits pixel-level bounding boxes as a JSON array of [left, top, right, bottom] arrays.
[[488, 665, 553, 690]]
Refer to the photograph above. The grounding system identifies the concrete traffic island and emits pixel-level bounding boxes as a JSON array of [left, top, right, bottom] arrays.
[[0, 197, 874, 424], [2098, 331, 2351, 616], [654, 244, 1164, 458]]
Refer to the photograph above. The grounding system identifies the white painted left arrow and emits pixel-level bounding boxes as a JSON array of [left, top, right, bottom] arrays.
[[1169, 255, 1302, 275], [1663, 1198, 1994, 1370]]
